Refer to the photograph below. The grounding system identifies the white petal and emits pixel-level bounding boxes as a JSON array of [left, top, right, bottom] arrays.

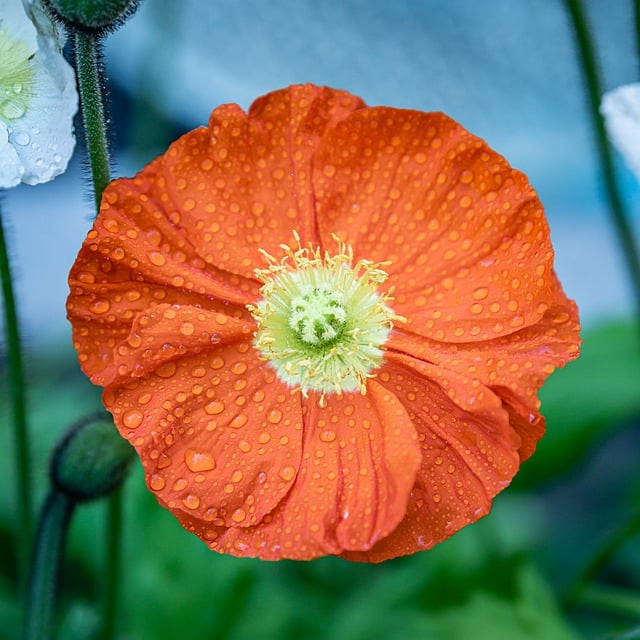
[[0, 121, 24, 188], [0, 0, 77, 187], [601, 83, 640, 182], [7, 47, 78, 185]]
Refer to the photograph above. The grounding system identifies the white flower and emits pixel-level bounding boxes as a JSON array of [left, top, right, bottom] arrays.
[[601, 83, 640, 183], [0, 0, 78, 188]]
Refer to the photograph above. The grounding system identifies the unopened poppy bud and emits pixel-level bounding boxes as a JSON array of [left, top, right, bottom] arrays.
[[42, 0, 141, 33], [51, 413, 134, 502]]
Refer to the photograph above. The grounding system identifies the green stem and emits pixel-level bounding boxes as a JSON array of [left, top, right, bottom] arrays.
[[74, 29, 122, 640], [0, 198, 32, 587], [100, 489, 123, 640], [23, 491, 75, 640], [74, 31, 111, 210], [571, 584, 640, 619], [564, 0, 640, 325]]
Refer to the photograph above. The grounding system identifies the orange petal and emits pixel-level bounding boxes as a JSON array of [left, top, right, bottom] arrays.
[[105, 341, 303, 529], [67, 166, 256, 384], [314, 108, 557, 342], [153, 84, 365, 279], [176, 382, 421, 560], [344, 356, 520, 562], [387, 273, 580, 460]]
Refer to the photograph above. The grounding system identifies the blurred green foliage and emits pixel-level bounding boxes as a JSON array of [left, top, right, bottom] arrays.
[[2, 317, 640, 639]]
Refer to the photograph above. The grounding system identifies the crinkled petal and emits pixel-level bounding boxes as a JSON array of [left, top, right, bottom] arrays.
[[601, 83, 640, 183], [387, 273, 580, 460], [180, 382, 421, 560], [151, 84, 364, 280], [344, 354, 520, 562], [314, 108, 555, 343], [105, 341, 304, 531], [67, 165, 258, 385]]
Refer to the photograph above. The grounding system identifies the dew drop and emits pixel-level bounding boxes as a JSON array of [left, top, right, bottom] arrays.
[[90, 299, 110, 314], [278, 465, 296, 481], [180, 321, 195, 336], [149, 474, 165, 491], [230, 414, 247, 429], [148, 251, 166, 266], [204, 400, 224, 415], [14, 131, 30, 146], [155, 361, 177, 378], [182, 494, 200, 509], [472, 287, 489, 300], [185, 449, 216, 472], [231, 508, 246, 523], [122, 409, 143, 429], [267, 409, 283, 424], [320, 430, 336, 442], [173, 478, 188, 491]]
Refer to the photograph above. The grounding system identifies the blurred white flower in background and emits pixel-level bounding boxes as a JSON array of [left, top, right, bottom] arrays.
[[601, 83, 640, 183], [0, 0, 77, 188]]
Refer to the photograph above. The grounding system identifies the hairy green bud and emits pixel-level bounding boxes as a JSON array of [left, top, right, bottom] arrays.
[[43, 0, 142, 33], [51, 413, 134, 502]]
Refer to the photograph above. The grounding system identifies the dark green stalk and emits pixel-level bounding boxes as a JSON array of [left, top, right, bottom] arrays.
[[73, 29, 122, 640], [564, 0, 640, 325], [570, 584, 640, 618], [565, 510, 640, 605], [23, 492, 74, 640], [0, 198, 32, 587], [99, 489, 123, 640], [74, 31, 111, 209]]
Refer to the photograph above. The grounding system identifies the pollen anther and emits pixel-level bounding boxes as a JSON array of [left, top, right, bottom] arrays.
[[248, 233, 402, 402]]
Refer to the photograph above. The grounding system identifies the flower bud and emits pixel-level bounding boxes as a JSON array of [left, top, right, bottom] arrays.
[[42, 0, 141, 33], [51, 413, 134, 502]]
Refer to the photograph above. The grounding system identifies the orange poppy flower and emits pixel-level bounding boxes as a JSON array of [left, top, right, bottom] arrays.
[[67, 84, 580, 561]]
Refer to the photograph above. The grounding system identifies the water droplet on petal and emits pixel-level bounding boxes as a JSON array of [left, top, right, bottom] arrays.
[[182, 494, 200, 509], [14, 131, 30, 146], [231, 508, 246, 523], [149, 474, 165, 491], [123, 409, 143, 429], [279, 465, 296, 481], [185, 449, 216, 472], [90, 299, 110, 314]]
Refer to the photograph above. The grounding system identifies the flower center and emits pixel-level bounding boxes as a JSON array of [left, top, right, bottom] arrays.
[[248, 233, 403, 404], [0, 28, 35, 121], [289, 285, 347, 347]]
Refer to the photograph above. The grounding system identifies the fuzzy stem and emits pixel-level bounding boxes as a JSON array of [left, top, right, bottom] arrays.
[[564, 0, 640, 325], [23, 492, 74, 640], [74, 31, 111, 210], [0, 198, 32, 589]]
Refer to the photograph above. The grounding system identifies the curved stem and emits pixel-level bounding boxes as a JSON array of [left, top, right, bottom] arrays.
[[565, 510, 640, 605], [100, 489, 123, 640], [564, 0, 640, 326], [23, 491, 75, 640], [74, 31, 111, 210], [0, 197, 32, 588]]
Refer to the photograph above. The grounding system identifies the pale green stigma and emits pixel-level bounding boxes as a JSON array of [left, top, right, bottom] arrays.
[[0, 28, 35, 121], [248, 232, 404, 405]]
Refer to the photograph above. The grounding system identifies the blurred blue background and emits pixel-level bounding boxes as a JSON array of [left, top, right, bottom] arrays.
[[2, 2, 640, 639]]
